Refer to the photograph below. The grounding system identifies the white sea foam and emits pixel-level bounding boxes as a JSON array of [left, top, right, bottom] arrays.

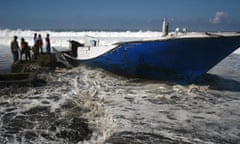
[[74, 61, 240, 143], [0, 29, 162, 49]]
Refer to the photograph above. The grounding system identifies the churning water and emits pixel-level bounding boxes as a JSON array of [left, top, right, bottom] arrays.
[[1, 54, 240, 143]]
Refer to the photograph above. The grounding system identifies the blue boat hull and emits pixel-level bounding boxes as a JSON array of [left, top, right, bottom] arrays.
[[80, 36, 240, 84]]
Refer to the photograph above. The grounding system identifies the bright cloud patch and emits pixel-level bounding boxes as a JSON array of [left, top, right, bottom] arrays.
[[210, 11, 228, 24]]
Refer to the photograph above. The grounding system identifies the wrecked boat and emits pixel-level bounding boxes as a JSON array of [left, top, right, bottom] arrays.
[[59, 20, 240, 84]]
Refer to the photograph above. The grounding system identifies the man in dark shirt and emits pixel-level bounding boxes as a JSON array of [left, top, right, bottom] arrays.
[[10, 36, 20, 63]]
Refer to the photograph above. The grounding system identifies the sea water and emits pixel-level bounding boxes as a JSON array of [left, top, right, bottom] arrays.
[[0, 29, 240, 144]]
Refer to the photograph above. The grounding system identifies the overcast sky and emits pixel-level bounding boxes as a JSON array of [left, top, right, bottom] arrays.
[[0, 0, 240, 31]]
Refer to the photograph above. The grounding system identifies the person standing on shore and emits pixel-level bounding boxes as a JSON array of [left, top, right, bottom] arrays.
[[10, 36, 20, 63], [37, 34, 43, 53], [20, 38, 31, 61], [45, 33, 51, 53], [32, 43, 39, 60], [32, 33, 39, 59], [33, 33, 37, 45]]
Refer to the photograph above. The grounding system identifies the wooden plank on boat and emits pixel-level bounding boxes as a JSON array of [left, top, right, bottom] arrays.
[[0, 72, 37, 86]]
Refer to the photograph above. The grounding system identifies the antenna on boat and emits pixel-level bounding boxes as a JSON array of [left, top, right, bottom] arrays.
[[162, 18, 169, 37]]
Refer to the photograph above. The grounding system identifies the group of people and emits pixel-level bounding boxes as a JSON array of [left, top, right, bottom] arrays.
[[10, 33, 51, 63]]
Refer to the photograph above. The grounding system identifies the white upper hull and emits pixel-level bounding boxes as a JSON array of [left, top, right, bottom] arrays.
[[69, 32, 240, 61], [75, 45, 118, 60]]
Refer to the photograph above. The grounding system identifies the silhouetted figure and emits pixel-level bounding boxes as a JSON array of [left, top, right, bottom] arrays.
[[20, 38, 31, 61], [32, 43, 39, 59], [45, 33, 51, 53], [37, 34, 43, 53], [10, 36, 20, 63], [33, 33, 37, 45]]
